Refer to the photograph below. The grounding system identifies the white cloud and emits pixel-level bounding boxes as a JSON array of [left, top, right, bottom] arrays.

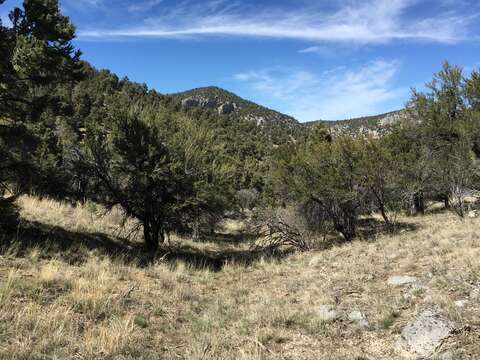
[[128, 0, 164, 13], [234, 60, 408, 121], [299, 46, 336, 57], [61, 0, 104, 12], [74, 0, 103, 6], [78, 0, 475, 44]]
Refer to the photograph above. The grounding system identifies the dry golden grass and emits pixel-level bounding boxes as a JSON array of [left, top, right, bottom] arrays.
[[0, 195, 479, 359], [16, 195, 137, 239]]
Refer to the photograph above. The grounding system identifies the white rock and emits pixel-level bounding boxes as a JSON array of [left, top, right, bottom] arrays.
[[470, 288, 480, 300], [467, 210, 478, 218], [454, 300, 468, 308], [400, 310, 454, 358], [439, 350, 454, 360], [317, 305, 338, 322], [388, 275, 418, 286], [348, 310, 369, 328]]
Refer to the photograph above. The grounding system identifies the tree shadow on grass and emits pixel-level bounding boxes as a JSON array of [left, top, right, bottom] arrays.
[[355, 217, 418, 241], [194, 231, 258, 245], [157, 244, 294, 271], [0, 219, 292, 271]]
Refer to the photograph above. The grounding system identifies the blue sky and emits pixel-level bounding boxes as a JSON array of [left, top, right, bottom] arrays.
[[2, 0, 480, 121]]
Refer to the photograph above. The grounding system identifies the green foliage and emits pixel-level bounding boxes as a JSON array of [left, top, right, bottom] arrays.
[[85, 112, 185, 250], [309, 110, 404, 137], [358, 138, 404, 225], [402, 62, 479, 216], [271, 131, 368, 240], [2, 1, 480, 252], [0, 197, 19, 237], [271, 61, 480, 240], [0, 0, 82, 200]]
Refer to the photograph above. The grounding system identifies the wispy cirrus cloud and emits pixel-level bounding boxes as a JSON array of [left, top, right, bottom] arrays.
[[61, 0, 105, 13], [234, 60, 407, 121], [128, 0, 164, 13], [71, 0, 103, 6], [77, 0, 476, 44]]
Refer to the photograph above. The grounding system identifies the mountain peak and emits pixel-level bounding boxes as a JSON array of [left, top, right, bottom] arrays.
[[170, 86, 299, 128]]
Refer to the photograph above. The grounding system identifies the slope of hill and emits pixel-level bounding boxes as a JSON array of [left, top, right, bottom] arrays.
[[171, 86, 299, 129], [1, 195, 478, 359], [306, 110, 407, 137]]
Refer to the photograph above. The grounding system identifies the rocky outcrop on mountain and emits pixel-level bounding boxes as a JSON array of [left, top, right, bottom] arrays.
[[308, 110, 409, 138], [217, 101, 236, 115], [379, 111, 406, 127], [181, 96, 218, 110], [181, 95, 237, 115], [172, 86, 299, 129]]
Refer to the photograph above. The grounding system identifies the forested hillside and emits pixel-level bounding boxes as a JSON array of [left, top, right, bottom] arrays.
[[2, 0, 480, 250], [172, 86, 299, 127], [306, 110, 407, 138]]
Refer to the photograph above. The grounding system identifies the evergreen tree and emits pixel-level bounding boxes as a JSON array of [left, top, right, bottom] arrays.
[[405, 62, 478, 216], [271, 130, 367, 241], [1, 0, 81, 228], [85, 112, 186, 251]]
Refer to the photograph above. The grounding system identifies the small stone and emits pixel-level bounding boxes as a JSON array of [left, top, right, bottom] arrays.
[[348, 310, 369, 328], [467, 210, 478, 218], [388, 275, 418, 286], [317, 305, 338, 322], [454, 300, 468, 308], [470, 288, 480, 300], [400, 310, 454, 358], [439, 350, 454, 360]]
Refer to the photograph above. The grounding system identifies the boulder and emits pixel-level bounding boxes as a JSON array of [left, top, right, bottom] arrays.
[[400, 310, 454, 358]]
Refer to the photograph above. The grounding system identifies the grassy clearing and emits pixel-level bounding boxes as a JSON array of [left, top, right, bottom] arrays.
[[0, 195, 479, 359]]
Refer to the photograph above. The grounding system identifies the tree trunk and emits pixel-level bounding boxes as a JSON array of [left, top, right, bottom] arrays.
[[376, 197, 391, 227], [335, 215, 356, 241], [339, 224, 356, 241], [413, 192, 425, 215], [444, 196, 450, 209], [192, 218, 200, 241], [143, 220, 160, 252]]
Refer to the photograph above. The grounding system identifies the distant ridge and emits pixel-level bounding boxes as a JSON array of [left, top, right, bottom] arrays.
[[171, 86, 406, 137], [305, 110, 407, 137]]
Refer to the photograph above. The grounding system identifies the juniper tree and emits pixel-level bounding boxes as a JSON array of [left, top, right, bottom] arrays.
[[85, 112, 186, 251], [271, 129, 367, 241], [405, 62, 478, 216]]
